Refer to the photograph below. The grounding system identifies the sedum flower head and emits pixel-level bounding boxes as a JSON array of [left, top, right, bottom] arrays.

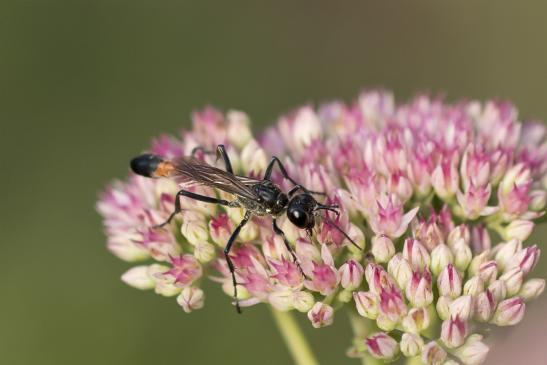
[[98, 90, 547, 364]]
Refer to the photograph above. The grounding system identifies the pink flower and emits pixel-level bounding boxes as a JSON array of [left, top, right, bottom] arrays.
[[163, 254, 202, 288], [369, 194, 419, 238], [307, 302, 334, 328], [365, 332, 399, 360]]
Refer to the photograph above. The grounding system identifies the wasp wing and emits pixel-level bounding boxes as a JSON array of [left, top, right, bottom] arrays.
[[170, 157, 258, 201]]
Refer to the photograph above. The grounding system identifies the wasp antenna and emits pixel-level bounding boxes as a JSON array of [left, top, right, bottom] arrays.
[[324, 217, 362, 250]]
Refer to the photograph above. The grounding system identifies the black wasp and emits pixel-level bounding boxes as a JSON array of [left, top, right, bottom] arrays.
[[130, 144, 360, 312]]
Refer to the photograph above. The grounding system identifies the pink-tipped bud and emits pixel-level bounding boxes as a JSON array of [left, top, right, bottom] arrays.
[[403, 238, 431, 272], [449, 295, 473, 321], [454, 334, 490, 365], [307, 302, 334, 328], [478, 261, 498, 285], [488, 280, 507, 303], [437, 264, 462, 298], [209, 213, 233, 247], [400, 332, 424, 357], [365, 264, 396, 294], [474, 290, 496, 322], [499, 267, 524, 296], [177, 287, 205, 313], [432, 156, 459, 200], [436, 296, 453, 320], [468, 250, 490, 277], [406, 270, 433, 308], [180, 211, 209, 245], [495, 239, 523, 271], [354, 291, 379, 319], [365, 332, 399, 360], [430, 244, 454, 276], [471, 225, 491, 254], [456, 183, 495, 220], [377, 288, 407, 331], [519, 278, 545, 302], [402, 307, 430, 333], [226, 110, 252, 148], [421, 341, 447, 365], [447, 225, 470, 247], [492, 297, 525, 326], [441, 315, 468, 348], [339, 259, 364, 290], [452, 241, 473, 271], [463, 276, 485, 297], [505, 245, 540, 276], [503, 220, 534, 241], [371, 234, 396, 263], [388, 254, 413, 290]]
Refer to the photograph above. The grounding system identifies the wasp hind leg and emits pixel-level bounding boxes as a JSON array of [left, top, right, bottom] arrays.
[[191, 144, 233, 174], [224, 211, 252, 313], [154, 189, 238, 228]]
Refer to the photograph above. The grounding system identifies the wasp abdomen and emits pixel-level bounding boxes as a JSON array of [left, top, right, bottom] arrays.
[[130, 154, 172, 178]]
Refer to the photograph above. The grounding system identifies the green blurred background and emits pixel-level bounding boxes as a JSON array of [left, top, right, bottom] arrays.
[[1, 1, 546, 364]]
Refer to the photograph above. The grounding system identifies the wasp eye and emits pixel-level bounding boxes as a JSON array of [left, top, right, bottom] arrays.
[[288, 208, 309, 228]]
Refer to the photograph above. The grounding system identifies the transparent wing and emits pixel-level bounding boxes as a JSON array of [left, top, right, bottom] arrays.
[[170, 157, 258, 201]]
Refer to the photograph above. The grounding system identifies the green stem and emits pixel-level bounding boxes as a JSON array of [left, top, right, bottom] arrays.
[[405, 356, 423, 365], [270, 309, 320, 365]]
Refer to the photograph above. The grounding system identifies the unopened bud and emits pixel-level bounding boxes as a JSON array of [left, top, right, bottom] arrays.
[[454, 334, 490, 365], [307, 302, 334, 328], [503, 220, 534, 241], [365, 332, 399, 360], [449, 295, 473, 321], [505, 245, 540, 276], [406, 270, 434, 308], [403, 238, 431, 272], [519, 278, 545, 302], [436, 296, 452, 320], [400, 332, 424, 357], [488, 280, 507, 303], [293, 291, 315, 312], [452, 241, 472, 271], [463, 276, 485, 297], [437, 264, 462, 298], [177, 287, 205, 313], [339, 259, 364, 290], [193, 241, 216, 263], [430, 244, 454, 276], [474, 290, 496, 322], [441, 315, 468, 348], [354, 291, 379, 319], [388, 254, 413, 290], [402, 307, 430, 333], [529, 190, 547, 211], [499, 267, 523, 296], [491, 297, 525, 326], [447, 225, 470, 247], [478, 261, 498, 285], [227, 110, 252, 148], [121, 265, 155, 290], [371, 234, 396, 263], [495, 239, 522, 271], [421, 341, 447, 365]]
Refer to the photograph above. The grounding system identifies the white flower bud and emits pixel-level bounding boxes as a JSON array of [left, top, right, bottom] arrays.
[[478, 261, 498, 285], [388, 254, 413, 290], [353, 291, 378, 319], [495, 239, 522, 271], [193, 241, 216, 263], [452, 241, 472, 271], [487, 280, 507, 303], [400, 333, 424, 357], [503, 220, 534, 241], [449, 295, 473, 321], [437, 264, 462, 298], [499, 267, 523, 296], [463, 276, 485, 297], [180, 212, 209, 245], [177, 287, 204, 313], [421, 341, 447, 365], [402, 307, 430, 333], [293, 291, 315, 312], [519, 278, 545, 302], [436, 296, 452, 321], [430, 244, 454, 276], [371, 234, 395, 263], [491, 297, 525, 326], [269, 290, 295, 311], [121, 265, 155, 290], [454, 334, 489, 365]]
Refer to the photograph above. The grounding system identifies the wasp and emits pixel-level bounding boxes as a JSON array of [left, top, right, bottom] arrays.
[[130, 145, 360, 312]]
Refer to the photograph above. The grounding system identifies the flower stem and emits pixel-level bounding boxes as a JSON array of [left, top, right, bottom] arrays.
[[270, 309, 320, 365]]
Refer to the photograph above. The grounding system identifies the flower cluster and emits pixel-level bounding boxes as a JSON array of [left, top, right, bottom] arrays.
[[98, 92, 546, 364]]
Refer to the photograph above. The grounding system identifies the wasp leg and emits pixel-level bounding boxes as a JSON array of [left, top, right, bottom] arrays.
[[263, 156, 326, 196], [190, 144, 233, 174], [154, 189, 239, 228], [272, 219, 309, 280], [224, 210, 252, 313]]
